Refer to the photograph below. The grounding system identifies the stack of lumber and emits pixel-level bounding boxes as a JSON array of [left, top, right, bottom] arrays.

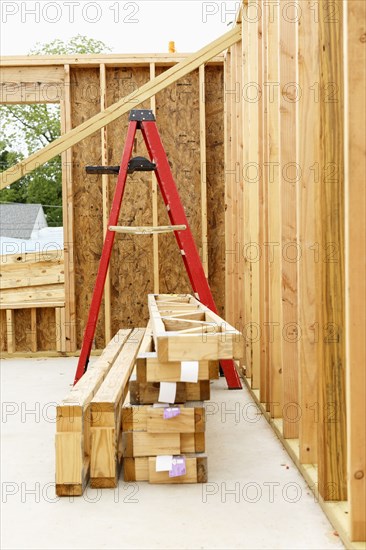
[[123, 294, 243, 484], [55, 328, 144, 495], [55, 294, 243, 493]]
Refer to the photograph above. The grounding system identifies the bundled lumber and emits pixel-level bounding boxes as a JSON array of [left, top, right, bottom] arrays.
[[121, 295, 243, 484], [148, 294, 244, 362], [90, 328, 145, 488], [55, 329, 132, 496], [124, 454, 208, 483]]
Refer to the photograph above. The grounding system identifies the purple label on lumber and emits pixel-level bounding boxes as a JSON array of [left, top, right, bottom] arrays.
[[163, 407, 180, 419], [169, 457, 186, 478]]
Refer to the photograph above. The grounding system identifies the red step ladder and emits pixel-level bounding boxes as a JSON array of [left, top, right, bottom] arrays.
[[74, 109, 242, 389]]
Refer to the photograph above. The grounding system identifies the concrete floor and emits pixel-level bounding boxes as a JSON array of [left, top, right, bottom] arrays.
[[1, 357, 344, 550]]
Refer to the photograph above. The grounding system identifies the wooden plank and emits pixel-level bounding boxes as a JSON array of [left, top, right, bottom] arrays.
[[241, 15, 251, 380], [266, 1, 283, 418], [29, 308, 37, 353], [0, 301, 64, 310], [297, 1, 320, 464], [123, 454, 208, 483], [259, 0, 269, 407], [344, 0, 366, 540], [1, 27, 241, 188], [0, 249, 62, 265], [129, 380, 210, 405], [90, 329, 144, 487], [246, 2, 261, 389], [224, 48, 235, 327], [55, 308, 62, 352], [235, 38, 245, 352], [122, 431, 181, 457], [148, 455, 208, 484], [150, 62, 160, 294], [317, 0, 347, 502], [279, 2, 299, 439], [0, 285, 65, 305], [0, 66, 64, 103], [0, 273, 64, 290], [91, 329, 144, 408], [55, 329, 131, 495], [100, 63, 112, 345], [122, 403, 204, 433], [146, 357, 210, 382], [1, 54, 224, 67], [60, 64, 77, 352], [6, 309, 15, 353], [199, 64, 208, 277]]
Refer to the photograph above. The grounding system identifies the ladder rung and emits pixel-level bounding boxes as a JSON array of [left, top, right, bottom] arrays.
[[109, 225, 187, 235]]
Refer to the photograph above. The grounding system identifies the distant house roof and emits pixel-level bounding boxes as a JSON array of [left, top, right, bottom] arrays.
[[0, 203, 45, 239]]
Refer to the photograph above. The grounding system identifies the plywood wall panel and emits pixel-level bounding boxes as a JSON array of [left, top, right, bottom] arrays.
[[106, 67, 153, 333], [155, 67, 201, 295]]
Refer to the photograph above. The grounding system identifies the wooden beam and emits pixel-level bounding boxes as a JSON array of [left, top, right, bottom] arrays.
[[297, 1, 320, 464], [279, 2, 299, 439], [56, 329, 131, 495], [259, 0, 269, 407], [199, 64, 208, 277], [224, 49, 234, 326], [6, 309, 15, 353], [0, 66, 64, 103], [1, 27, 241, 189], [90, 329, 144, 487], [100, 63, 112, 345], [344, 0, 366, 540], [235, 39, 245, 351], [246, 2, 261, 390], [242, 12, 251, 380], [266, 1, 283, 418], [0, 54, 224, 68], [60, 64, 77, 352], [150, 62, 160, 294], [317, 0, 347, 502], [29, 308, 37, 353]]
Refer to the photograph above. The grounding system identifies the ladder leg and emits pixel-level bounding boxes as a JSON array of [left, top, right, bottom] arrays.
[[140, 120, 242, 389], [74, 121, 138, 384]]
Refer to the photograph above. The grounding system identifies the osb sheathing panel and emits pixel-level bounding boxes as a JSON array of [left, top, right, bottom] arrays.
[[14, 309, 30, 351], [70, 65, 225, 347], [106, 67, 154, 335], [155, 67, 201, 294], [37, 308, 56, 351], [205, 66, 225, 317], [71, 68, 105, 348]]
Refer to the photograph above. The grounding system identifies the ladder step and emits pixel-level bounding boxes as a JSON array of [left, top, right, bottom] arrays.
[[109, 225, 187, 235]]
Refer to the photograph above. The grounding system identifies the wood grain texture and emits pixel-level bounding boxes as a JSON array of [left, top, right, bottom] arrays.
[[106, 67, 153, 334], [279, 3, 299, 439], [344, 0, 366, 540], [317, 0, 347, 501], [266, 1, 283, 418], [297, 1, 320, 464]]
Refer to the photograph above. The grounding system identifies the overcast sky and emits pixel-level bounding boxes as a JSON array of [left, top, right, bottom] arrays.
[[1, 1, 240, 56]]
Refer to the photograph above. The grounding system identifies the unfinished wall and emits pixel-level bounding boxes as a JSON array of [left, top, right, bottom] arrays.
[[225, 1, 365, 546], [67, 62, 225, 348], [0, 250, 66, 352]]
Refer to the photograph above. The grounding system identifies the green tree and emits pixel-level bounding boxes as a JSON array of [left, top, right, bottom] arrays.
[[0, 35, 111, 226]]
